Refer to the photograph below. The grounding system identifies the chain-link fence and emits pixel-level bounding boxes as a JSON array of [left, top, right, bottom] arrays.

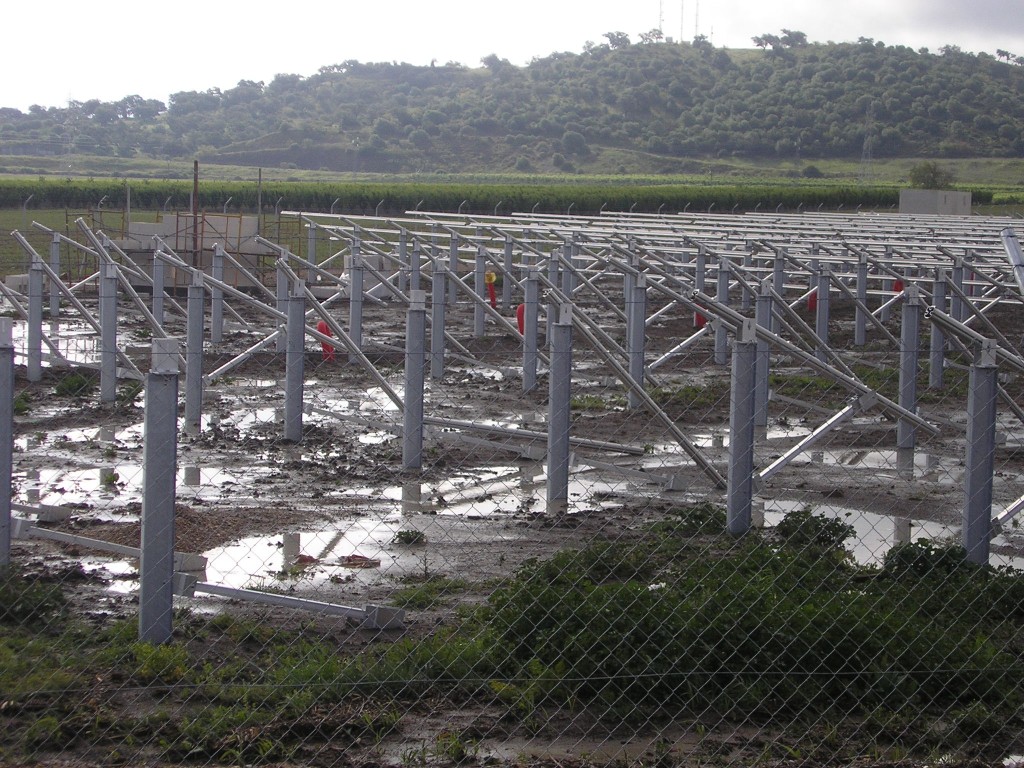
[[3, 209, 1024, 767]]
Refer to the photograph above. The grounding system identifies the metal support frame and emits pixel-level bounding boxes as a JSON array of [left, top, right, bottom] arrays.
[[284, 278, 305, 443], [547, 305, 573, 511]]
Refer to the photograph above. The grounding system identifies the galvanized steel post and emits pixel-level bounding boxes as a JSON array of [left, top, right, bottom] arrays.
[[430, 264, 447, 381], [523, 267, 540, 393], [962, 339, 998, 566], [754, 278, 772, 428], [855, 255, 868, 346], [474, 247, 486, 338], [714, 259, 730, 365], [815, 265, 831, 363], [348, 241, 364, 363], [27, 257, 43, 383], [49, 232, 61, 318], [897, 285, 922, 459], [184, 271, 205, 434], [727, 319, 758, 536], [547, 305, 573, 512], [929, 269, 947, 390], [152, 250, 165, 328], [403, 290, 427, 469], [275, 261, 288, 354], [502, 235, 514, 308], [284, 279, 305, 443], [139, 337, 180, 644], [627, 275, 647, 409], [210, 245, 225, 344], [99, 263, 119, 403]]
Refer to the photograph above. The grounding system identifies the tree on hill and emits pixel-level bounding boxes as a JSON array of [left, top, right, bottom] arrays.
[[909, 161, 956, 189]]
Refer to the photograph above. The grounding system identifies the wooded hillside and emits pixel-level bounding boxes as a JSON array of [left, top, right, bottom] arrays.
[[2, 35, 1022, 175]]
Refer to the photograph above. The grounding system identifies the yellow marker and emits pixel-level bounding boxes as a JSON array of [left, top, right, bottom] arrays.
[[484, 270, 497, 285]]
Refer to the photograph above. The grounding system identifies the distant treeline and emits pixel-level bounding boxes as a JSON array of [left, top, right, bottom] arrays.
[[2, 178, 994, 216]]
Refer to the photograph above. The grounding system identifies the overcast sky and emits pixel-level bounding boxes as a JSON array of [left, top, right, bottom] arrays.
[[3, 0, 1022, 112]]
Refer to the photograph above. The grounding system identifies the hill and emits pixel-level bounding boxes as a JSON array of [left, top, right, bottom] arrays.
[[1, 35, 1023, 176]]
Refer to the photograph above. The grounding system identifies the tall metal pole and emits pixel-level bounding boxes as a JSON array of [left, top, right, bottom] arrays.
[[184, 272, 205, 434], [27, 257, 43, 383], [963, 339, 998, 566], [403, 290, 427, 469], [210, 245, 225, 344], [897, 285, 922, 474], [727, 319, 758, 536], [627, 275, 647, 409], [139, 337, 180, 644], [99, 263, 119, 403], [929, 270, 947, 390], [547, 305, 573, 512], [523, 267, 540, 393], [349, 240, 364, 364], [284, 279, 305, 443], [855, 254, 868, 346], [815, 265, 830, 363], [48, 232, 61, 318], [430, 264, 447, 381], [754, 278, 772, 428]]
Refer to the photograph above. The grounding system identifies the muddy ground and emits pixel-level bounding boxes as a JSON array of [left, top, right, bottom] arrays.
[[8, 288, 1024, 765]]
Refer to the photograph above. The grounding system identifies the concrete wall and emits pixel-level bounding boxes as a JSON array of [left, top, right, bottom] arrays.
[[899, 189, 972, 215]]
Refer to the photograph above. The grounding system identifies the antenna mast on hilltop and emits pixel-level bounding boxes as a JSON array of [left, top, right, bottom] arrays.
[[680, 0, 685, 41], [659, 0, 664, 32], [695, 0, 700, 37]]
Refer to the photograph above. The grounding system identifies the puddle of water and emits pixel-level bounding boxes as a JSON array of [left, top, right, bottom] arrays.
[[789, 449, 961, 481], [17, 461, 276, 511], [202, 516, 400, 589], [762, 499, 1024, 569]]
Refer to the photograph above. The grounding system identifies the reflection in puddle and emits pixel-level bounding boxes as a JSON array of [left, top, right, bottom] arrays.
[[762, 499, 1024, 569]]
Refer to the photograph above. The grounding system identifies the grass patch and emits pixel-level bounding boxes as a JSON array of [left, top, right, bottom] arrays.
[[390, 575, 471, 610], [3, 507, 1024, 764]]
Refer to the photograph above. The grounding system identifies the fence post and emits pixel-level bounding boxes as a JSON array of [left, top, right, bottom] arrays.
[[349, 240, 364, 363], [100, 263, 119, 403], [0, 319, 12, 566], [284, 279, 305, 443], [210, 245, 225, 344], [139, 337, 180, 644], [27, 257, 43, 383], [430, 264, 447, 381], [930, 269, 947, 390], [403, 290, 427, 469], [523, 267, 539, 393], [546, 305, 573, 512], [49, 232, 61, 318], [963, 339, 998, 566], [184, 271, 205, 434], [727, 319, 758, 536]]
